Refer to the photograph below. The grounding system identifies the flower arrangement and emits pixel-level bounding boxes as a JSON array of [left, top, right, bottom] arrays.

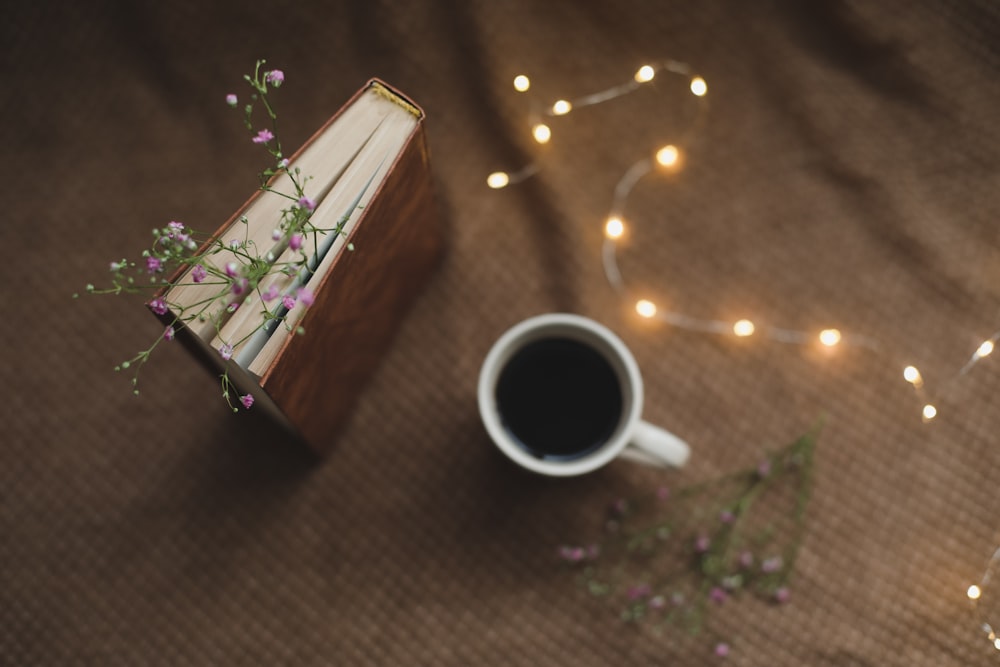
[[78, 61, 341, 412], [558, 427, 819, 655]]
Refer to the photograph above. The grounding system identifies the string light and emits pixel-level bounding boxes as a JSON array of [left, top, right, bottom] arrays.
[[819, 329, 842, 347], [532, 123, 552, 144], [604, 217, 625, 239], [636, 299, 658, 319], [487, 60, 998, 425], [968, 546, 1000, 651]]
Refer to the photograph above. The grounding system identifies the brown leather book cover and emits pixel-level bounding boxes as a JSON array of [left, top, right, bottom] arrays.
[[152, 79, 444, 454]]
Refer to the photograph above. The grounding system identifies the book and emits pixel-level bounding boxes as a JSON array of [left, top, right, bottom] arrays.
[[151, 79, 443, 454]]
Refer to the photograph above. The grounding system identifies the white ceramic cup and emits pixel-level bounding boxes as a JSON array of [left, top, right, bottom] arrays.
[[477, 313, 690, 477]]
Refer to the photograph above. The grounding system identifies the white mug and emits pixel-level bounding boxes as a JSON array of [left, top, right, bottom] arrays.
[[477, 313, 690, 477]]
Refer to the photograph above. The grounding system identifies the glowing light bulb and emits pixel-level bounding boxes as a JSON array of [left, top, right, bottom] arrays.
[[922, 404, 938, 422], [733, 319, 755, 337], [819, 329, 842, 347], [605, 217, 625, 239], [552, 100, 572, 115], [903, 365, 923, 387], [656, 145, 679, 168], [636, 299, 657, 318], [969, 584, 983, 600], [487, 172, 510, 189], [976, 340, 995, 359], [634, 65, 655, 83], [690, 77, 708, 97], [513, 75, 530, 92], [532, 123, 552, 144]]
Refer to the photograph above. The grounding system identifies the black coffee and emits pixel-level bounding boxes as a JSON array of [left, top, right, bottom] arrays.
[[494, 336, 624, 460]]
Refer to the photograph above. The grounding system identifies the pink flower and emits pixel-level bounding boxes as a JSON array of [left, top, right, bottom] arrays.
[[738, 551, 754, 569], [289, 233, 304, 251], [719, 510, 735, 524], [252, 129, 274, 144], [261, 285, 280, 302], [278, 158, 289, 169], [191, 265, 207, 283], [230, 277, 248, 295], [709, 587, 728, 604], [297, 196, 316, 212], [146, 256, 162, 273], [265, 69, 284, 86], [694, 534, 711, 553], [225, 93, 238, 107], [627, 584, 651, 601], [240, 394, 254, 409], [762, 556, 784, 573], [167, 221, 184, 234], [558, 546, 585, 563], [774, 586, 791, 603], [282, 295, 296, 311], [163, 326, 175, 341], [225, 262, 239, 278], [219, 343, 234, 361], [148, 298, 168, 315], [296, 287, 315, 307], [714, 642, 730, 658]]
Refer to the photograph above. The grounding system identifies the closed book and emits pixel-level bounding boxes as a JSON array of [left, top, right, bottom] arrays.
[[152, 79, 443, 453]]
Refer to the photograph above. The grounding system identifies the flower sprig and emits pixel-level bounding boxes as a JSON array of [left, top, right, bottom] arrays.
[[557, 426, 820, 654], [78, 60, 342, 412]]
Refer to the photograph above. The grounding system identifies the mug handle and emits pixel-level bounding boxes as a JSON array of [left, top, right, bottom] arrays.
[[618, 420, 690, 467]]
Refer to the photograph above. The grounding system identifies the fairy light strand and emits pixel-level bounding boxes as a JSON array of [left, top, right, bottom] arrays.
[[486, 60, 998, 427], [968, 545, 1000, 651]]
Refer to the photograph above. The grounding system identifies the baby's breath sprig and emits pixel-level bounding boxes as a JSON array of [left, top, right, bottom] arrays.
[[79, 60, 336, 410], [557, 425, 820, 653]]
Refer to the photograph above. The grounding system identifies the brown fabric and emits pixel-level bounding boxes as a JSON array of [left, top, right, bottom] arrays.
[[5, 1, 1000, 664]]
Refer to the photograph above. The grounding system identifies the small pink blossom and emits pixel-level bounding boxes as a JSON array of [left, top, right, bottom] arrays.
[[558, 546, 585, 563], [738, 551, 754, 569], [648, 595, 665, 610], [278, 158, 289, 169], [627, 584, 651, 601], [225, 262, 239, 278], [261, 285, 280, 302], [163, 326, 175, 341], [297, 196, 316, 212], [225, 93, 238, 107], [709, 587, 728, 604], [265, 69, 284, 86], [146, 256, 162, 273], [282, 295, 296, 310], [240, 394, 254, 409], [148, 298, 168, 315], [714, 642, 730, 658], [252, 128, 274, 144], [230, 277, 248, 295], [167, 221, 185, 233], [694, 534, 711, 553], [297, 288, 315, 307], [219, 343, 234, 361], [761, 556, 784, 573], [289, 233, 304, 251], [719, 510, 735, 524], [226, 301, 239, 313], [774, 586, 791, 603], [191, 265, 207, 283]]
